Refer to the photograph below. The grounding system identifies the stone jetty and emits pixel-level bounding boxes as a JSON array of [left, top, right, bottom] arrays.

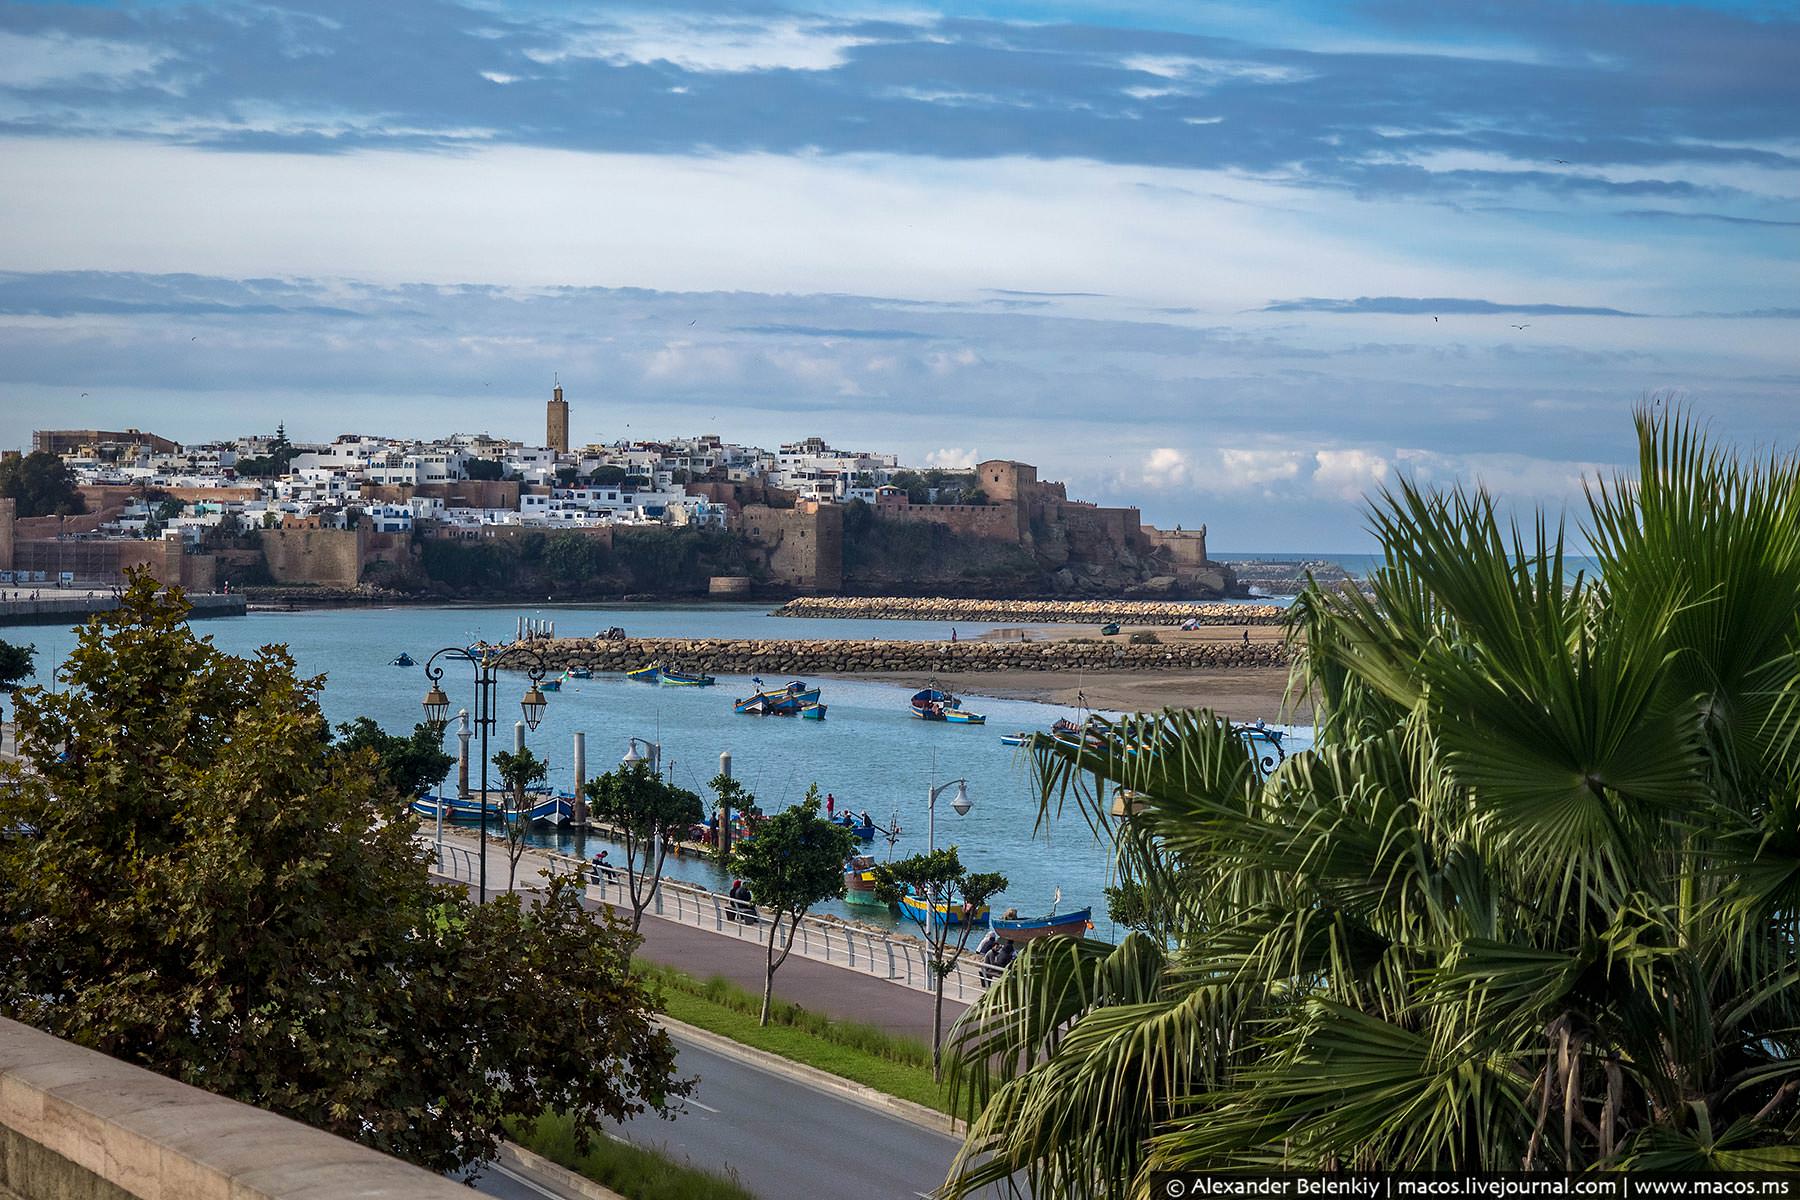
[[502, 634, 1287, 675], [770, 596, 1287, 625]]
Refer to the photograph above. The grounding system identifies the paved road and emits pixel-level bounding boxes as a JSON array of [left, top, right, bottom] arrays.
[[467, 1160, 572, 1200], [614, 1030, 1016, 1200]]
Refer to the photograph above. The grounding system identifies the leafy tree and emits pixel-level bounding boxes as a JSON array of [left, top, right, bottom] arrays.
[[588, 465, 629, 486], [555, 466, 580, 485], [544, 531, 609, 584], [492, 746, 548, 892], [731, 785, 857, 1024], [873, 848, 1006, 1081], [154, 498, 185, 521], [0, 571, 686, 1173], [582, 760, 703, 932], [943, 409, 1800, 1197], [333, 716, 455, 803], [707, 771, 757, 864], [0, 638, 34, 689], [232, 427, 298, 479], [0, 450, 87, 517], [464, 457, 505, 481]]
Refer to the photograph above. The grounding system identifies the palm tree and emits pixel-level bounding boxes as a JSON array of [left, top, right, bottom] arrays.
[[942, 410, 1800, 1198]]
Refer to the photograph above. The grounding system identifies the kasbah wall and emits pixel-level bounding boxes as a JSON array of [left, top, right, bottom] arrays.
[[735, 500, 843, 593], [881, 459, 1153, 553], [258, 527, 422, 588]]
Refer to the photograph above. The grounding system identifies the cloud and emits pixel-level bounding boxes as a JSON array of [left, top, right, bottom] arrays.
[[526, 14, 880, 73], [1263, 297, 1645, 317], [1141, 447, 1192, 489], [1312, 448, 1391, 500], [0, 31, 170, 90], [925, 447, 978, 469]]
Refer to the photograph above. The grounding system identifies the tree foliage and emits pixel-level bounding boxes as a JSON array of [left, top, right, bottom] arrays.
[[493, 746, 549, 892], [0, 450, 87, 517], [463, 457, 505, 481], [0, 638, 33, 689], [333, 716, 454, 802], [873, 847, 1007, 1080], [582, 760, 703, 931], [0, 572, 686, 1173], [942, 409, 1800, 1197], [732, 785, 858, 1024]]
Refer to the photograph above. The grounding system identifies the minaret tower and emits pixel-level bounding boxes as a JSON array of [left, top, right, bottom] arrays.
[[546, 375, 570, 454]]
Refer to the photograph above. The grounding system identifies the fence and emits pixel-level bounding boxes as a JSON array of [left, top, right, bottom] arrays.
[[429, 833, 986, 1000]]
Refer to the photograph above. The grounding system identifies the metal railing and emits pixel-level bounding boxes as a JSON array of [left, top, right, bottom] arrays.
[[424, 830, 986, 999]]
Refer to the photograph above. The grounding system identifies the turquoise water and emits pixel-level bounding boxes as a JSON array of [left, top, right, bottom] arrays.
[[0, 602, 1308, 939]]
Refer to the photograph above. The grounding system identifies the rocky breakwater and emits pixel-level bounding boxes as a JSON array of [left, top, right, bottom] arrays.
[[502, 635, 1288, 675], [771, 596, 1287, 625]]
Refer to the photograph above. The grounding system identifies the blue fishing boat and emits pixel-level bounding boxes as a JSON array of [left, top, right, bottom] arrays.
[[411, 794, 487, 823], [735, 680, 821, 715], [910, 687, 958, 721], [626, 664, 662, 683], [944, 707, 986, 725], [833, 812, 875, 839], [661, 668, 717, 687], [569, 667, 593, 680], [1237, 721, 1286, 779], [992, 906, 1092, 943], [799, 701, 827, 720], [900, 889, 990, 927], [540, 678, 562, 692], [390, 653, 415, 667], [999, 732, 1030, 746]]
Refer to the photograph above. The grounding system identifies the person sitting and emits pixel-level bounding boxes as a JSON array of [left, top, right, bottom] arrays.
[[591, 849, 618, 886]]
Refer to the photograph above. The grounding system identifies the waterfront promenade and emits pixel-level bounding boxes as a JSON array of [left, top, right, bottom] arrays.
[[0, 587, 245, 625]]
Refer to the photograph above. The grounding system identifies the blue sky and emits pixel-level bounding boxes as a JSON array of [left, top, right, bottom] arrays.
[[0, 0, 1795, 548]]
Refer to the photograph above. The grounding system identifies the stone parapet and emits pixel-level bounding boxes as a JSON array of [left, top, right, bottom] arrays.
[[770, 596, 1286, 625], [0, 1017, 470, 1200]]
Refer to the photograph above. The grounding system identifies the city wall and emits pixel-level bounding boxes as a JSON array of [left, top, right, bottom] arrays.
[[258, 527, 360, 588], [772, 596, 1284, 625], [0, 1016, 470, 1200], [735, 502, 843, 592]]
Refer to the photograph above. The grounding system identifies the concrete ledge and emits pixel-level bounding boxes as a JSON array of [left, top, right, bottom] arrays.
[[0, 1017, 470, 1199], [0, 593, 245, 626], [659, 1016, 963, 1138], [497, 1141, 628, 1200]]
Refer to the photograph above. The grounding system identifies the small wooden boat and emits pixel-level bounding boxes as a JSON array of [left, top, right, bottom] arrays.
[[799, 701, 827, 720], [411, 794, 486, 822], [843, 854, 885, 906], [1100, 622, 1121, 636], [390, 653, 416, 667], [944, 707, 985, 725], [992, 906, 1092, 942], [661, 668, 717, 687], [900, 890, 990, 927], [999, 732, 1029, 746], [1237, 721, 1287, 778], [833, 812, 876, 840], [540, 678, 562, 692], [568, 667, 593, 680], [910, 687, 958, 721], [735, 681, 820, 715], [626, 664, 662, 683]]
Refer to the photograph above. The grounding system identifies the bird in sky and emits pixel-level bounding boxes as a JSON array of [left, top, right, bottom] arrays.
[[80, 392, 89, 397], [190, 336, 197, 341], [688, 319, 697, 326], [1511, 323, 1531, 330], [1433, 316, 1438, 323], [1554, 158, 1570, 164]]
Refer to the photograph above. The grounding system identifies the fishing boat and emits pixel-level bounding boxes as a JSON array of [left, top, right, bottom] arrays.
[[992, 906, 1093, 942], [910, 687, 960, 721], [661, 667, 717, 687], [410, 794, 487, 822], [625, 664, 662, 683], [734, 680, 820, 715], [843, 854, 885, 906], [799, 701, 827, 720], [1100, 622, 1121, 636], [944, 707, 986, 725], [999, 732, 1030, 746], [568, 667, 593, 680], [1237, 721, 1287, 778], [900, 889, 990, 927], [390, 653, 415, 667], [833, 812, 876, 840], [540, 678, 562, 692]]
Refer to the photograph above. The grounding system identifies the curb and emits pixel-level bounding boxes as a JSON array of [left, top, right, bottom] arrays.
[[658, 1015, 965, 1138], [497, 1140, 629, 1200]]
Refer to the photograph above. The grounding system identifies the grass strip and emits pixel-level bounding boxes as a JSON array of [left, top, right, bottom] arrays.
[[508, 1109, 757, 1200], [639, 962, 954, 1114]]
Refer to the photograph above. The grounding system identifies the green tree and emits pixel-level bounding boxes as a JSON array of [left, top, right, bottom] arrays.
[[582, 760, 703, 932], [707, 771, 758, 864], [942, 409, 1800, 1197], [492, 746, 549, 892], [0, 450, 87, 517], [333, 716, 455, 803], [464, 457, 505, 481], [0, 572, 686, 1173], [588, 465, 629, 486], [0, 638, 33, 689], [873, 848, 1006, 1081], [731, 785, 857, 1025]]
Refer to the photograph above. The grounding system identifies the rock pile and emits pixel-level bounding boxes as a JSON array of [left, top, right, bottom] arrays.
[[771, 596, 1286, 625], [503, 635, 1287, 675]]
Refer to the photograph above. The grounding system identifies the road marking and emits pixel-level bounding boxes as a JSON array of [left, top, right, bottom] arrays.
[[489, 1161, 566, 1200], [684, 1097, 720, 1113]]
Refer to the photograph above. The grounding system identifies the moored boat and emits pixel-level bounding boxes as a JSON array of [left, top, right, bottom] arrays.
[[843, 854, 885, 906], [992, 906, 1092, 942], [411, 794, 487, 822], [626, 664, 662, 683], [390, 653, 415, 667], [910, 687, 958, 721], [540, 678, 562, 692], [568, 667, 593, 679], [735, 680, 820, 715], [999, 732, 1029, 746], [944, 707, 986, 725], [799, 701, 827, 720], [900, 889, 990, 927], [661, 667, 717, 687]]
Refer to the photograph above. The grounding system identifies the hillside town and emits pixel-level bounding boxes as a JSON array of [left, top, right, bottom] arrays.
[[0, 384, 1231, 598]]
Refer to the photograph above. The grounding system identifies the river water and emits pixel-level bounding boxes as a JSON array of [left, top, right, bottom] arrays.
[[0, 601, 1305, 940]]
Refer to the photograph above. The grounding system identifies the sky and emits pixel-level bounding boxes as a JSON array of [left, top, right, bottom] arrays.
[[0, 0, 1796, 549]]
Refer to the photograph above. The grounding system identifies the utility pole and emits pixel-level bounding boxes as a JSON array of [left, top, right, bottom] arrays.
[[572, 730, 587, 857], [718, 749, 733, 860]]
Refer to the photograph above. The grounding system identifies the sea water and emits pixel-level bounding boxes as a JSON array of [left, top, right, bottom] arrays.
[[0, 602, 1308, 940]]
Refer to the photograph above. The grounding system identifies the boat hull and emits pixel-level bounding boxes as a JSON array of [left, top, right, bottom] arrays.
[[799, 702, 827, 720], [661, 669, 716, 687], [626, 665, 662, 683], [944, 709, 985, 725], [992, 907, 1092, 942], [900, 892, 990, 927]]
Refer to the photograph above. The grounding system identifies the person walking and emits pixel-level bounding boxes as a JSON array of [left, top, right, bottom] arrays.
[[826, 792, 835, 817]]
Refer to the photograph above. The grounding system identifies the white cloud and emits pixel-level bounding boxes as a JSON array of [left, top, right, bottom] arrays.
[[1142, 447, 1191, 488], [925, 447, 978, 469], [0, 32, 169, 90], [1120, 54, 1311, 86], [1311, 448, 1391, 500], [530, 16, 876, 73], [1219, 447, 1304, 489]]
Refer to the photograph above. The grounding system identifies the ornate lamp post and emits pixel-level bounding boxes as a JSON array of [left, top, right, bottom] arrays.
[[926, 776, 972, 918], [421, 641, 550, 904]]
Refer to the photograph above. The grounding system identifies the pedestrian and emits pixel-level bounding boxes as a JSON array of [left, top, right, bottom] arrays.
[[951, 627, 958, 643], [727, 878, 744, 923], [1242, 629, 1250, 646], [737, 879, 757, 926], [826, 792, 835, 817]]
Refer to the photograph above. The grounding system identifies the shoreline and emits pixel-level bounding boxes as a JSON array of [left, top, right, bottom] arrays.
[[841, 666, 1306, 721]]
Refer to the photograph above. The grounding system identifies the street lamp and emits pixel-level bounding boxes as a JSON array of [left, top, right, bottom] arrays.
[[420, 640, 550, 904], [926, 777, 972, 857], [622, 737, 661, 775]]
